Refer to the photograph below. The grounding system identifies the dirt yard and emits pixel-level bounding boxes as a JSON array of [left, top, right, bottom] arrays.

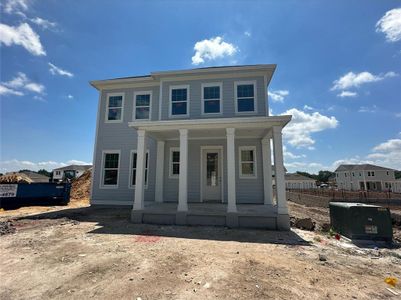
[[1, 199, 401, 300]]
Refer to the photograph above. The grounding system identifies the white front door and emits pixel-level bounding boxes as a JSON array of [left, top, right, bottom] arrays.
[[202, 148, 222, 202]]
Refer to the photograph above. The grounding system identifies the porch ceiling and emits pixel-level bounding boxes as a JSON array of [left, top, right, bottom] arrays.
[[128, 115, 291, 140]]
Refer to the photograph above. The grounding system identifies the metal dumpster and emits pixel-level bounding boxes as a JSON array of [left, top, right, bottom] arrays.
[[329, 202, 393, 242], [0, 183, 71, 208]]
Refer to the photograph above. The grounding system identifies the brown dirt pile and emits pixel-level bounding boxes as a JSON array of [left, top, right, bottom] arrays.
[[70, 169, 92, 201]]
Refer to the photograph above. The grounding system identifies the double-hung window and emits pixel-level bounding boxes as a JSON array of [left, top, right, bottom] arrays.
[[235, 81, 256, 113], [130, 150, 149, 188], [202, 83, 222, 114], [106, 93, 124, 122], [101, 151, 120, 187], [239, 146, 257, 178], [170, 85, 189, 117], [169, 148, 180, 177], [134, 92, 151, 120]]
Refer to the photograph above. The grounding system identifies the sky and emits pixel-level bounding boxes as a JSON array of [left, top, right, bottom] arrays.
[[1, 0, 401, 174]]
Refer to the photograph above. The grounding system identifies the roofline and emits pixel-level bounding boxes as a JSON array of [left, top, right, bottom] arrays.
[[89, 64, 277, 90]]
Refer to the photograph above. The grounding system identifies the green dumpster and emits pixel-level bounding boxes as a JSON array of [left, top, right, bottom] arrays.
[[329, 202, 393, 242]]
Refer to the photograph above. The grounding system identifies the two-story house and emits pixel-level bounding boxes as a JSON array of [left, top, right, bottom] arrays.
[[90, 65, 292, 230], [52, 165, 92, 182], [335, 164, 399, 192]]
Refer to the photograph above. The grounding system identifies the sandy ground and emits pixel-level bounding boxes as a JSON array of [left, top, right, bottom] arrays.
[[1, 200, 401, 299]]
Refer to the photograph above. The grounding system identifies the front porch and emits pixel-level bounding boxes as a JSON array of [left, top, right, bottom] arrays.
[[132, 201, 284, 229], [129, 116, 292, 230]]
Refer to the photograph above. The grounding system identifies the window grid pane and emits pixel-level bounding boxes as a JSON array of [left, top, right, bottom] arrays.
[[172, 89, 187, 102], [204, 100, 220, 113], [204, 86, 220, 100]]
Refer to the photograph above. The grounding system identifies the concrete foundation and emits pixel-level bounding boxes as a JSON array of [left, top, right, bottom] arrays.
[[129, 202, 290, 230]]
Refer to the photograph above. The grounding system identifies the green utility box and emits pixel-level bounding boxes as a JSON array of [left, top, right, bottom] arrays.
[[329, 202, 393, 242]]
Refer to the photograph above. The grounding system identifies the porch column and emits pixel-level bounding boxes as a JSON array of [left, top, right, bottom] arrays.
[[155, 140, 165, 203], [226, 128, 237, 213], [178, 129, 188, 212], [273, 126, 289, 230], [133, 129, 147, 211], [261, 136, 273, 205]]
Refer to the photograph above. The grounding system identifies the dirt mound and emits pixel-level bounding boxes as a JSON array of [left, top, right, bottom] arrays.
[[0, 173, 33, 184], [70, 169, 92, 201]]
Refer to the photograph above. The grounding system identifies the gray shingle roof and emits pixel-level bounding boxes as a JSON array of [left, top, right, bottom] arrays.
[[53, 164, 92, 172], [335, 164, 396, 172], [285, 173, 316, 181]]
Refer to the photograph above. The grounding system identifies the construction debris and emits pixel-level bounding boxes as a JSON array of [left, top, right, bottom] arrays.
[[0, 173, 33, 184]]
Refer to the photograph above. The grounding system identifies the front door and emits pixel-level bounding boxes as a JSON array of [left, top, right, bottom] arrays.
[[202, 149, 222, 202]]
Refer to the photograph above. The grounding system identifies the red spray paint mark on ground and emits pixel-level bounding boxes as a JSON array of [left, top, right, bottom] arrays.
[[134, 233, 161, 243]]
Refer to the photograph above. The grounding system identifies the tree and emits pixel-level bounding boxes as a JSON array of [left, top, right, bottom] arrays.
[[37, 169, 52, 177], [317, 170, 335, 183], [395, 171, 401, 179]]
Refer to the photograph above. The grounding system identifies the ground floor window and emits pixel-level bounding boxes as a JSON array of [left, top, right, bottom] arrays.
[[130, 150, 149, 188], [169, 148, 180, 177], [101, 151, 120, 187], [239, 146, 257, 178]]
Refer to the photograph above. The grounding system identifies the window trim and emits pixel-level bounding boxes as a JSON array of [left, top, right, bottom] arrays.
[[105, 92, 125, 123], [169, 147, 180, 178], [128, 149, 150, 189], [100, 150, 121, 189], [238, 146, 257, 179], [201, 82, 223, 115], [169, 85, 190, 118], [133, 91, 152, 121], [234, 80, 257, 114]]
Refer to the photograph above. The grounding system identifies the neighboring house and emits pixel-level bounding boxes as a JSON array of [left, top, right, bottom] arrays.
[[285, 173, 317, 189], [52, 165, 92, 182], [90, 64, 292, 230], [19, 171, 50, 183], [335, 164, 400, 192], [327, 173, 337, 188]]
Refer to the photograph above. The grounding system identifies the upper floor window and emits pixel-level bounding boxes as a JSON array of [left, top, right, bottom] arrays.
[[101, 150, 120, 187], [371, 171, 375, 176], [106, 93, 124, 122], [129, 150, 149, 188], [169, 148, 180, 177], [368, 171, 371, 176], [239, 146, 257, 178], [170, 85, 189, 117], [202, 83, 222, 114], [55, 171, 61, 176], [134, 92, 151, 120], [235, 81, 257, 113]]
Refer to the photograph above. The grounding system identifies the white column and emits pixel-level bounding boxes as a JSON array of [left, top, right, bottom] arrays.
[[272, 126, 288, 215], [178, 129, 188, 212], [155, 140, 165, 203], [226, 128, 237, 213], [261, 136, 273, 205], [133, 129, 147, 211]]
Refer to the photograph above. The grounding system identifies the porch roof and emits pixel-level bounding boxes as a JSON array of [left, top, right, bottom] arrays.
[[128, 116, 291, 140]]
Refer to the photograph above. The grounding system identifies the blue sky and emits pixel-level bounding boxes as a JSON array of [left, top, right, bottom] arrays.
[[1, 0, 400, 174]]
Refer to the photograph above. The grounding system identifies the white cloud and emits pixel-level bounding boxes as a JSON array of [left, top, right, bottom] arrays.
[[0, 22, 46, 56], [48, 62, 74, 77], [0, 159, 91, 173], [281, 108, 338, 148], [269, 90, 289, 103], [33, 95, 45, 102], [303, 105, 314, 111], [283, 145, 305, 160], [1, 72, 45, 96], [3, 0, 29, 15], [331, 71, 397, 91], [67, 94, 74, 100], [376, 8, 401, 42], [191, 36, 237, 65], [337, 90, 358, 98], [30, 17, 57, 30], [358, 105, 377, 113], [373, 138, 401, 153], [0, 84, 24, 96], [244, 31, 251, 37]]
